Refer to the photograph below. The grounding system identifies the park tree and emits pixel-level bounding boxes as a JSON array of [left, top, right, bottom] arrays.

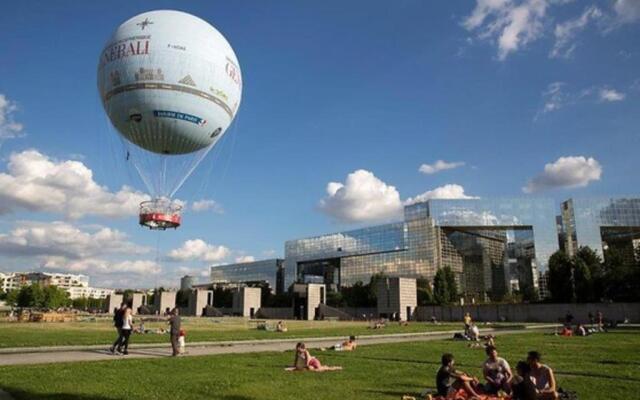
[[416, 278, 435, 306], [175, 289, 191, 308], [572, 257, 591, 303], [548, 251, 574, 303], [603, 247, 639, 302], [443, 267, 458, 303], [17, 283, 45, 308], [575, 246, 604, 301], [433, 268, 450, 305]]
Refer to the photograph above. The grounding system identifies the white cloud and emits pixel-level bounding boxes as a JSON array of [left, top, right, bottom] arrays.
[[167, 239, 230, 263], [537, 82, 627, 117], [405, 184, 479, 205], [550, 6, 603, 59], [614, 0, 640, 25], [318, 169, 403, 223], [0, 94, 24, 141], [463, 0, 551, 61], [191, 199, 224, 214], [419, 160, 466, 175], [599, 88, 626, 102], [523, 156, 602, 193], [234, 255, 256, 263], [0, 221, 148, 259], [0, 150, 150, 218], [41, 257, 161, 275]]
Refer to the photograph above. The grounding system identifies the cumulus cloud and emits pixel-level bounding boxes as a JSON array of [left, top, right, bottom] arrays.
[[613, 0, 640, 25], [523, 156, 602, 193], [318, 169, 403, 223], [0, 221, 148, 259], [0, 150, 150, 218], [599, 88, 626, 102], [41, 257, 161, 275], [234, 255, 256, 263], [405, 184, 479, 205], [0, 94, 24, 141], [550, 6, 603, 59], [419, 160, 465, 175], [463, 0, 551, 61], [191, 199, 224, 214], [167, 239, 230, 262]]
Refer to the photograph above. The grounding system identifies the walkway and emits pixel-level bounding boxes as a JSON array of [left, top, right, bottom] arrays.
[[0, 324, 557, 366]]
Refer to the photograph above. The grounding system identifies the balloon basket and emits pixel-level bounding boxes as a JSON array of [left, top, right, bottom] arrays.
[[139, 199, 182, 230]]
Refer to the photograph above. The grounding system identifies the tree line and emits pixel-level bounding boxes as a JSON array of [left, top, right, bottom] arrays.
[[548, 245, 640, 303], [0, 284, 105, 310]]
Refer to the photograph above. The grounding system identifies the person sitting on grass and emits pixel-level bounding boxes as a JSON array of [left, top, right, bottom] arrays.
[[574, 323, 587, 337], [482, 345, 513, 394], [276, 320, 288, 333], [511, 361, 537, 400], [436, 353, 481, 398], [293, 342, 342, 371], [342, 335, 357, 351], [527, 351, 558, 400]]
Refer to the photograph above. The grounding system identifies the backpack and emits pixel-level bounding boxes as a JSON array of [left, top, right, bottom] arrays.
[[113, 309, 124, 328]]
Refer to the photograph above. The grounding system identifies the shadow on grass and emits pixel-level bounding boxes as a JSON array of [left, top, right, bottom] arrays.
[[3, 388, 120, 400], [557, 371, 640, 382], [600, 360, 640, 367]]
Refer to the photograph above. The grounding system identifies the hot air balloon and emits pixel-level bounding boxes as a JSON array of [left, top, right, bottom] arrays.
[[97, 10, 242, 229]]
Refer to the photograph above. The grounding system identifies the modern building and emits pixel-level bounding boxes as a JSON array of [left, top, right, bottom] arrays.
[[560, 198, 640, 263], [180, 275, 197, 291], [0, 271, 113, 299], [285, 197, 640, 300], [209, 259, 285, 294]]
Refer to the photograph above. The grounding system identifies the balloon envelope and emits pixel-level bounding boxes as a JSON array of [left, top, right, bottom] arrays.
[[98, 10, 242, 155]]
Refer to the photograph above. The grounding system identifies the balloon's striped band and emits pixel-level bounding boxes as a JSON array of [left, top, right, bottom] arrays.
[[104, 82, 234, 119]]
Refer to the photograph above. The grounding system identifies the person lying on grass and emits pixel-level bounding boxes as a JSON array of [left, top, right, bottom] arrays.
[[293, 342, 342, 371], [436, 353, 481, 398]]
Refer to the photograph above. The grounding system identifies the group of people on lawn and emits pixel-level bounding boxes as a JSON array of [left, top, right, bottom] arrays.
[[437, 346, 557, 400], [109, 302, 184, 356]]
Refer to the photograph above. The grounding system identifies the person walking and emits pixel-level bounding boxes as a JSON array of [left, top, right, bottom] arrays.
[[169, 307, 181, 356], [109, 302, 126, 354], [119, 306, 133, 355]]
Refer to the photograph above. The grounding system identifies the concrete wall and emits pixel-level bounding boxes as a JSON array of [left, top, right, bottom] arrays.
[[188, 290, 213, 316], [256, 307, 294, 320], [104, 294, 123, 314], [335, 307, 378, 320], [306, 284, 326, 320], [377, 277, 417, 321], [414, 302, 640, 323], [130, 293, 147, 315], [154, 291, 177, 315], [232, 287, 262, 317]]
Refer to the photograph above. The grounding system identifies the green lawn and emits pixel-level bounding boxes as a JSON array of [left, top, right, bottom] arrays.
[[0, 330, 637, 399], [0, 318, 478, 348]]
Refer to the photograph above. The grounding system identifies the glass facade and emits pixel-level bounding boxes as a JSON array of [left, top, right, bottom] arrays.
[[561, 198, 640, 259], [209, 259, 284, 294], [286, 198, 561, 298], [418, 198, 559, 272]]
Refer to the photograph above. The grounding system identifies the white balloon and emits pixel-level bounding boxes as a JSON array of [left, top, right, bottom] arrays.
[[98, 10, 242, 155]]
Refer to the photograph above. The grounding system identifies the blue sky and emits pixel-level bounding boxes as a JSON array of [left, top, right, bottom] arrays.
[[0, 0, 638, 288]]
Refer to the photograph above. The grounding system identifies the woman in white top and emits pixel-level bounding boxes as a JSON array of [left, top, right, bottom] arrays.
[[120, 307, 133, 355]]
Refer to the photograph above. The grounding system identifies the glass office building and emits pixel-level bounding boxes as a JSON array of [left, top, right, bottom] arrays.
[[209, 259, 284, 294], [561, 198, 640, 263], [210, 197, 639, 299], [285, 198, 562, 298]]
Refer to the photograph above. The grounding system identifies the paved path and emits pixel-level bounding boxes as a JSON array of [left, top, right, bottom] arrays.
[[0, 325, 557, 366]]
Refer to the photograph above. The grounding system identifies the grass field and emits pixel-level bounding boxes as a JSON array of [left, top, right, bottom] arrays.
[[0, 329, 637, 399], [0, 318, 479, 348]]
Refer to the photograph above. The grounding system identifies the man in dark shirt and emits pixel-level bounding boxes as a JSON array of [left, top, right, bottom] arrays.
[[436, 353, 480, 397], [168, 308, 181, 356], [109, 302, 126, 354]]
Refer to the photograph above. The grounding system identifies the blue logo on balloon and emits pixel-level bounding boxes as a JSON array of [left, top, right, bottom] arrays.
[[153, 110, 207, 126]]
